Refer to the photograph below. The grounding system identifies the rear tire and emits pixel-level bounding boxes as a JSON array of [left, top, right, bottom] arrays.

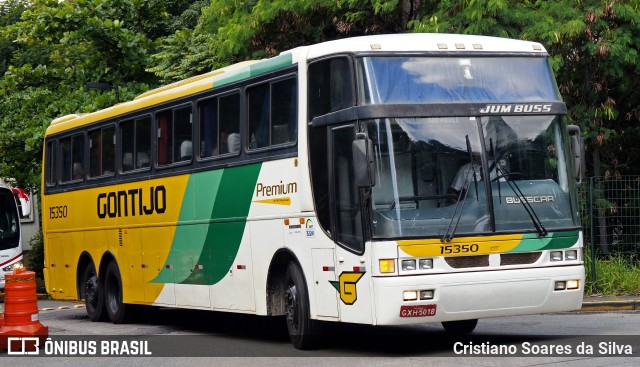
[[104, 261, 135, 324], [81, 262, 108, 322], [442, 319, 478, 334], [284, 262, 322, 349]]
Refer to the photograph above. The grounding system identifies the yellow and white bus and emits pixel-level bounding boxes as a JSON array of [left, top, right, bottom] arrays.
[[42, 33, 585, 349]]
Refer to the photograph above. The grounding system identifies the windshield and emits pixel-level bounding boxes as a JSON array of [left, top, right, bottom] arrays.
[[358, 56, 561, 104], [0, 190, 20, 251], [366, 115, 578, 239]]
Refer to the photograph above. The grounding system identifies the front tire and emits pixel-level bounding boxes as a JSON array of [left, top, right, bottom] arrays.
[[104, 261, 134, 324], [81, 262, 107, 322], [442, 319, 478, 334], [284, 262, 321, 349]]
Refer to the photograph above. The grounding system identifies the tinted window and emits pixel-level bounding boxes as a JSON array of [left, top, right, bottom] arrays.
[[199, 93, 241, 158], [121, 116, 151, 172], [89, 126, 116, 177], [248, 77, 297, 150]]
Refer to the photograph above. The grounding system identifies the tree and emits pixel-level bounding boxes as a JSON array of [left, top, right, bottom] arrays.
[[0, 0, 199, 190], [148, 0, 413, 83]]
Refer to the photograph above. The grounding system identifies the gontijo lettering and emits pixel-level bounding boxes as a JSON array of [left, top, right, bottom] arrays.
[[97, 185, 166, 218]]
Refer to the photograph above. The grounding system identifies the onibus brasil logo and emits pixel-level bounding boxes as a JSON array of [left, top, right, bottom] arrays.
[[329, 272, 365, 305]]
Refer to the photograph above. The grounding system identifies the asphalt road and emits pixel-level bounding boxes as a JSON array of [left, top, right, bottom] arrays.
[[1, 299, 639, 366]]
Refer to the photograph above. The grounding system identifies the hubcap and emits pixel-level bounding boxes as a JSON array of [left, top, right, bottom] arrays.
[[85, 275, 98, 305], [285, 284, 298, 329]]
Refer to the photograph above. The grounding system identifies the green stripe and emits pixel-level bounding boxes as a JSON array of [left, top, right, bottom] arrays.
[[509, 231, 579, 252], [151, 170, 224, 284], [215, 53, 293, 87], [182, 163, 262, 285]]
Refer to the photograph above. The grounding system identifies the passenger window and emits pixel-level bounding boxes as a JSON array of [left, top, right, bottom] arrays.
[[121, 116, 151, 172], [60, 133, 85, 182], [89, 126, 115, 177], [248, 77, 297, 150], [157, 106, 192, 166], [45, 140, 57, 186], [199, 93, 240, 158]]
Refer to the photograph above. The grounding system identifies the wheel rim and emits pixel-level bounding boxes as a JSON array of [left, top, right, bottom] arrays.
[[285, 283, 299, 331], [84, 274, 98, 306]]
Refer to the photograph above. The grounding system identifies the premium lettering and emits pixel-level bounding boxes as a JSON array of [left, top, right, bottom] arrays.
[[97, 186, 166, 218], [255, 181, 297, 197]]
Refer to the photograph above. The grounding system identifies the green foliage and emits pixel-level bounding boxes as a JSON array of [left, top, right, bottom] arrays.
[[0, 0, 185, 190], [585, 253, 640, 296], [26, 229, 45, 278], [149, 0, 410, 83]]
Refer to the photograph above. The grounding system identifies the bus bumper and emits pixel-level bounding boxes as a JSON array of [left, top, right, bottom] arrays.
[[371, 265, 584, 325]]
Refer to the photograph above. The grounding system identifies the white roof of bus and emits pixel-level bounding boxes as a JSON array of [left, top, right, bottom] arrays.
[[47, 33, 547, 133], [295, 33, 547, 61]]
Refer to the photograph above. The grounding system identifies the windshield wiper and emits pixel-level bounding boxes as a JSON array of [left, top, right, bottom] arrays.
[[441, 136, 477, 242], [495, 167, 548, 237]]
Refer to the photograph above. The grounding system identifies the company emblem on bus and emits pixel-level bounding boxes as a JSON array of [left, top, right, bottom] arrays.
[[330, 272, 365, 305], [479, 104, 552, 114], [97, 186, 166, 218]]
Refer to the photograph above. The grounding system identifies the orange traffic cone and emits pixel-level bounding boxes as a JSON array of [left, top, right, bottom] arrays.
[[0, 266, 48, 352]]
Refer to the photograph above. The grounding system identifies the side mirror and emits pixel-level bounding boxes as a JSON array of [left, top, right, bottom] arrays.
[[352, 133, 376, 188], [567, 125, 585, 184], [11, 187, 31, 218]]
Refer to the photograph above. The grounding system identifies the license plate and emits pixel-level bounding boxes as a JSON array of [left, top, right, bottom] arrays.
[[400, 304, 437, 317]]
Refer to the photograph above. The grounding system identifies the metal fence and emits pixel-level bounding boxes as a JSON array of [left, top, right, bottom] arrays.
[[579, 176, 640, 280]]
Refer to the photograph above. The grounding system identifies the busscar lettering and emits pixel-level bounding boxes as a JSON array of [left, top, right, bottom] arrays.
[[505, 195, 555, 204], [97, 185, 166, 218]]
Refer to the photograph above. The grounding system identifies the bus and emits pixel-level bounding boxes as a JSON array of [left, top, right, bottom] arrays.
[[42, 33, 585, 349], [0, 178, 24, 289]]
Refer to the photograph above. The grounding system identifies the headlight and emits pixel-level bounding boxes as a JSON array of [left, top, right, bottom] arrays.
[[565, 250, 578, 261], [418, 259, 433, 270], [550, 251, 563, 262], [401, 259, 416, 271]]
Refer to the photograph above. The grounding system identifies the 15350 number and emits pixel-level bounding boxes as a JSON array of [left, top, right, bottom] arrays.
[[439, 243, 479, 255]]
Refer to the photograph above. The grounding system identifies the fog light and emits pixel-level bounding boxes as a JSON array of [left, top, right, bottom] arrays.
[[379, 259, 395, 273], [565, 250, 578, 261], [403, 290, 418, 301], [550, 251, 563, 262], [419, 290, 434, 300], [554, 281, 566, 291], [418, 259, 433, 270], [566, 280, 580, 290], [402, 259, 416, 271]]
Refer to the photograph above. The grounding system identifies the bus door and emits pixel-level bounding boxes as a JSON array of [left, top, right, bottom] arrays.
[[331, 124, 373, 324]]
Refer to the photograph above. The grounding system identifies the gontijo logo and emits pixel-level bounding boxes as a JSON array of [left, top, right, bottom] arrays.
[[330, 272, 365, 305]]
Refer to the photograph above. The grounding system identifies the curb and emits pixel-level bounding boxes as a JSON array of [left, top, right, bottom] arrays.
[[580, 300, 640, 312]]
